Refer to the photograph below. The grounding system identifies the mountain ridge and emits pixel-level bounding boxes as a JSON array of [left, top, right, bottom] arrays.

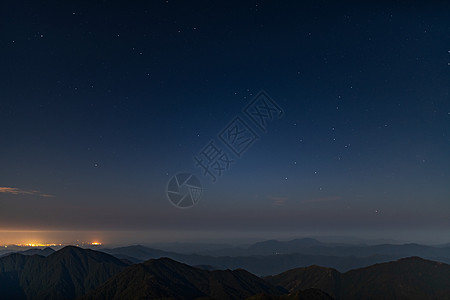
[[80, 256, 285, 300], [1, 246, 450, 299], [267, 256, 450, 300], [0, 246, 128, 300]]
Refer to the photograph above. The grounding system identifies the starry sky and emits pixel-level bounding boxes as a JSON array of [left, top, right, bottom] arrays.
[[0, 1, 449, 245]]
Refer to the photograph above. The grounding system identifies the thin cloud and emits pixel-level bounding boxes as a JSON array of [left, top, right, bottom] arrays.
[[269, 196, 288, 206], [302, 196, 342, 203], [0, 187, 54, 197]]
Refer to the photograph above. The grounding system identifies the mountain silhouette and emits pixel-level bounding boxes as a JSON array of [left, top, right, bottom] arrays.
[[248, 288, 334, 300], [341, 257, 450, 299], [247, 239, 323, 255], [266, 265, 341, 298], [99, 245, 399, 275], [0, 246, 127, 300], [18, 247, 56, 257], [99, 241, 450, 276], [197, 239, 450, 262], [80, 257, 284, 300], [101, 245, 174, 261], [267, 256, 450, 299], [1, 247, 450, 299]]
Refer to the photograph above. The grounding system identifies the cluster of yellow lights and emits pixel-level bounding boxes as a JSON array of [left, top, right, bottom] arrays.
[[17, 243, 62, 247], [11, 242, 102, 247]]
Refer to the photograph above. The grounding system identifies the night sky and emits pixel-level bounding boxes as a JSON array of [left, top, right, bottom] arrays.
[[1, 1, 449, 245]]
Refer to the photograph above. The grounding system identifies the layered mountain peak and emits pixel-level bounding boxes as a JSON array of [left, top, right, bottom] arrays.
[[81, 256, 284, 300], [0, 246, 128, 300]]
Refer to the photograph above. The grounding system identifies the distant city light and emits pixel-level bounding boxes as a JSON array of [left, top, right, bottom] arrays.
[[4, 241, 102, 248], [15, 243, 61, 247]]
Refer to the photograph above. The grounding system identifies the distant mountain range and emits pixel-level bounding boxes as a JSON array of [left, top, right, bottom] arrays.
[[0, 245, 449, 299], [98, 238, 450, 276], [0, 247, 56, 258], [192, 238, 450, 259], [103, 245, 398, 276], [4, 238, 450, 275]]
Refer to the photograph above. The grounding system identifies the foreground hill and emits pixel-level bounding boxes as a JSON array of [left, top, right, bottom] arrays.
[[247, 289, 334, 300], [342, 257, 450, 299], [267, 257, 450, 300], [0, 246, 128, 300], [266, 265, 341, 298], [80, 257, 284, 300]]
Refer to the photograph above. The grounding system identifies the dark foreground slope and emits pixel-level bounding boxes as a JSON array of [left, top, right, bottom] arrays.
[[248, 289, 334, 300], [341, 257, 450, 299], [0, 246, 128, 300], [81, 257, 284, 300], [266, 265, 341, 299], [267, 257, 450, 300], [2, 247, 450, 300]]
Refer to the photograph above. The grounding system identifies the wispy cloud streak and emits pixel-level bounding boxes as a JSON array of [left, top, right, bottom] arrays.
[[269, 196, 288, 206], [0, 187, 54, 197]]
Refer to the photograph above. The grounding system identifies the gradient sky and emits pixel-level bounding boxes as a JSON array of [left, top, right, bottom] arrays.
[[1, 1, 449, 245]]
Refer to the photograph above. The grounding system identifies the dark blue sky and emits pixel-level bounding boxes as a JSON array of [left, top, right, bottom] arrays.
[[0, 1, 449, 244]]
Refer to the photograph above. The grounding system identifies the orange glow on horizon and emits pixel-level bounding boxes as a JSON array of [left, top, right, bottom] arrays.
[[16, 243, 62, 247]]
